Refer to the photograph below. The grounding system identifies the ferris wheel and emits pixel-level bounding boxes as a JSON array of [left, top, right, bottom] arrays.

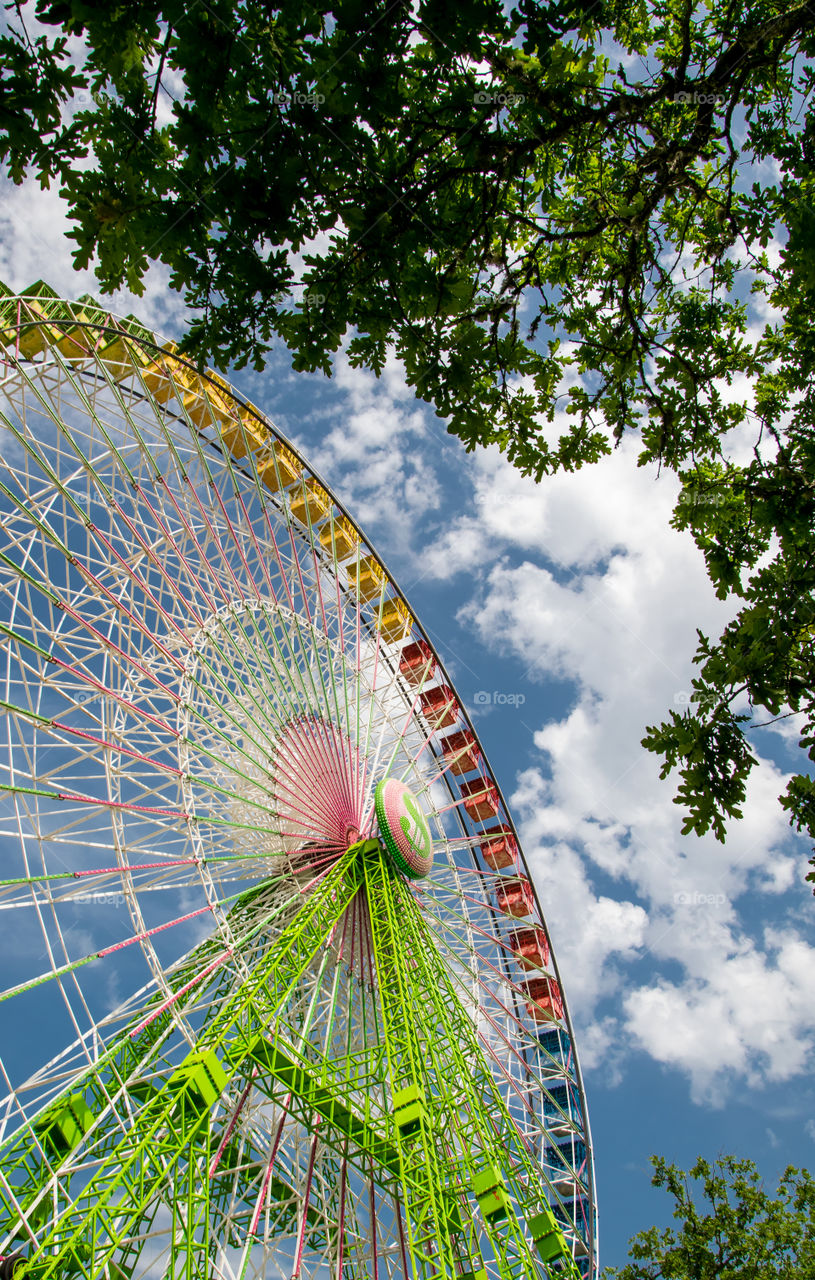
[[0, 281, 597, 1280]]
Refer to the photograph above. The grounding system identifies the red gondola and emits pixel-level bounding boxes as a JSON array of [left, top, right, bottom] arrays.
[[399, 640, 434, 684], [495, 876, 533, 918], [479, 823, 518, 870], [460, 777, 500, 822], [524, 977, 563, 1023], [509, 926, 550, 970], [419, 685, 458, 729], [439, 728, 479, 775]]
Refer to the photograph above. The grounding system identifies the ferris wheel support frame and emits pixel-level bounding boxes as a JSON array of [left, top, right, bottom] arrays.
[[3, 840, 574, 1280]]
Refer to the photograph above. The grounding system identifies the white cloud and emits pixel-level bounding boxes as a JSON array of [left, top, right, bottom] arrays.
[[575, 1015, 626, 1082], [624, 930, 815, 1104], [511, 769, 648, 1011], [423, 432, 690, 587], [294, 350, 442, 548], [426, 428, 814, 1103], [422, 516, 490, 579]]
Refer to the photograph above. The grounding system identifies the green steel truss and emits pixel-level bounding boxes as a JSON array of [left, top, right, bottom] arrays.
[[0, 843, 576, 1280]]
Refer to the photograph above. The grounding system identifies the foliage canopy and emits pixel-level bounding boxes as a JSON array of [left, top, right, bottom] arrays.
[[604, 1156, 815, 1280], [3, 0, 815, 869]]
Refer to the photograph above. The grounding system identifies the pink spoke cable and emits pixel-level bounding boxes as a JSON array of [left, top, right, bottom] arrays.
[[352, 557, 364, 821], [142, 479, 220, 615], [185, 471, 249, 605], [306, 533, 358, 798], [92, 498, 206, 632], [71, 858, 198, 879], [292, 1124, 321, 1279], [270, 717, 363, 849], [283, 525, 355, 797], [250, 1094, 291, 1236], [41, 644, 280, 802], [100, 903, 216, 960], [208, 474, 268, 605], [57, 557, 186, 672], [355, 585, 387, 833], [329, 541, 363, 815], [259, 519, 338, 726], [130, 948, 233, 1037], [98, 492, 302, 762], [209, 1067, 258, 1178], [47, 721, 183, 777], [190, 485, 337, 743], [44, 614, 183, 728], [285, 509, 318, 632], [231, 480, 284, 608], [393, 1192, 410, 1280], [322, 523, 365, 821], [280, 718, 358, 818]]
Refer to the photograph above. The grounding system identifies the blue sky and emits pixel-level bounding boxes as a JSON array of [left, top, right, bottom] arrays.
[[1, 161, 814, 1269]]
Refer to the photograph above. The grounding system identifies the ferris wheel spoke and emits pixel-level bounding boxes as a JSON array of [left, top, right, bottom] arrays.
[[151, 477, 229, 614], [365, 675, 434, 804], [207, 475, 268, 601], [303, 537, 349, 715], [0, 854, 269, 913], [102, 489, 212, 630], [1, 894, 262, 1012], [279, 552, 348, 734], [0, 413, 89, 533], [1, 601, 182, 741], [352, 581, 388, 815], [110, 472, 322, 756], [282, 519, 353, 743], [0, 778, 282, 840], [216, 489, 351, 751], [414, 883, 533, 979], [416, 903, 548, 1057]]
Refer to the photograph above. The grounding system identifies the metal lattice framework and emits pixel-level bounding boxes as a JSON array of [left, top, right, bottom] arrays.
[[0, 281, 598, 1280]]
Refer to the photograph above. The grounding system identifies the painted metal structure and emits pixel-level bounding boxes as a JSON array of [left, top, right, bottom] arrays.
[[0, 282, 598, 1280]]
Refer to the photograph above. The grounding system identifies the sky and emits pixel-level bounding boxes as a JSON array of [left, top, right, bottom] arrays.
[[1, 151, 814, 1270]]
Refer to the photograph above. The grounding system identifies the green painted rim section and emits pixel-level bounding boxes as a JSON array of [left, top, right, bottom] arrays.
[[374, 779, 433, 880]]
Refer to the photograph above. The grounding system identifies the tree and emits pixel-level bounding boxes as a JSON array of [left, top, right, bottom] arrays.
[[2, 0, 815, 868], [604, 1156, 815, 1280]]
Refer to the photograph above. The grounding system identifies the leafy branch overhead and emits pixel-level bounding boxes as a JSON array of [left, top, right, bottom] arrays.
[[3, 0, 815, 868], [604, 1155, 815, 1280]]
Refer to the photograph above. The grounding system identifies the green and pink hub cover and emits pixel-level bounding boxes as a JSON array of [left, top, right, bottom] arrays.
[[374, 779, 433, 879]]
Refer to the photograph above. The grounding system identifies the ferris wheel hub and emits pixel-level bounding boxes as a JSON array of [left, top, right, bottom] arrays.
[[374, 778, 433, 879]]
